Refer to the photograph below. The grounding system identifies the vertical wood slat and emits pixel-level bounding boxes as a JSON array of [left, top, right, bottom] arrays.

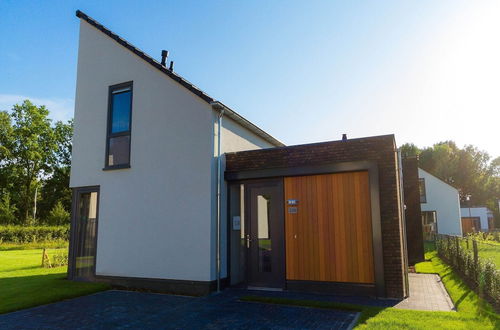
[[284, 171, 375, 284], [461, 217, 479, 235]]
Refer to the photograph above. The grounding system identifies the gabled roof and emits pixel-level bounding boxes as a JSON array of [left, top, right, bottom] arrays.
[[418, 167, 459, 191], [75, 10, 284, 147]]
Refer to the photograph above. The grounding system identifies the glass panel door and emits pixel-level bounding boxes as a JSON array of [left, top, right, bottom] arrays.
[[246, 180, 284, 288], [72, 189, 99, 280], [257, 195, 272, 273]]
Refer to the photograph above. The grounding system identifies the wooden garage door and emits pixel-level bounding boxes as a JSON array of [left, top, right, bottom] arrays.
[[284, 171, 374, 284], [461, 217, 480, 235]]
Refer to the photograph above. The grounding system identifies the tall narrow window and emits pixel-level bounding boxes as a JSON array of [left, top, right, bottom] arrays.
[[105, 82, 133, 169]]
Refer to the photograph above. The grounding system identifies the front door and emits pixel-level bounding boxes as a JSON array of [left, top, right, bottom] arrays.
[[69, 187, 99, 281], [246, 180, 284, 288]]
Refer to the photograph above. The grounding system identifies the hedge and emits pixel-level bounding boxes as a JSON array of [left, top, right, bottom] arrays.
[[436, 234, 500, 311], [0, 225, 70, 243]]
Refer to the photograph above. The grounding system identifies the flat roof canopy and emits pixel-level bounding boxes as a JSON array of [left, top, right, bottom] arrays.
[[225, 134, 396, 180]]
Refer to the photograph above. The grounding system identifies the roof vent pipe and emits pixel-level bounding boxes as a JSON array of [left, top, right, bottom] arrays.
[[342, 133, 347, 142], [161, 50, 169, 66], [169, 61, 174, 71]]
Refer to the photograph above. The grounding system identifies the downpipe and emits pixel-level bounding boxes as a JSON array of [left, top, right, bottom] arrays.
[[216, 107, 224, 292]]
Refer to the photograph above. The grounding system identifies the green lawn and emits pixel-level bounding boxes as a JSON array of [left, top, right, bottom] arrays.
[[476, 241, 500, 270], [0, 248, 109, 314], [459, 239, 500, 270], [242, 245, 500, 329]]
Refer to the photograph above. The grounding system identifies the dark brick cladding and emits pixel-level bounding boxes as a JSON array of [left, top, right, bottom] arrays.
[[225, 134, 408, 298], [402, 156, 425, 265]]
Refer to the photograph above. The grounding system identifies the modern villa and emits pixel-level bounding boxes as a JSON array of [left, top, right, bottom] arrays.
[[418, 168, 462, 237], [68, 10, 409, 299]]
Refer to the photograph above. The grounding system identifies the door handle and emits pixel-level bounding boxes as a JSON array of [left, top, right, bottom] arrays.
[[246, 234, 252, 248]]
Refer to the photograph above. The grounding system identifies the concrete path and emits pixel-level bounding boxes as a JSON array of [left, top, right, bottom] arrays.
[[394, 273, 455, 311], [0, 290, 359, 329]]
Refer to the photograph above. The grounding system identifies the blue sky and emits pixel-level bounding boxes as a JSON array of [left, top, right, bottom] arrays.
[[0, 1, 498, 156]]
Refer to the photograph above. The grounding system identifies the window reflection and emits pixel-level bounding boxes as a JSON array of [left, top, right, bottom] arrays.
[[75, 192, 98, 278], [108, 135, 130, 166], [257, 195, 271, 272], [111, 90, 131, 133]]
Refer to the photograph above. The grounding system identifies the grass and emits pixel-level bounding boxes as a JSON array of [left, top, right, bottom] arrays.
[[0, 247, 109, 314], [242, 243, 500, 329]]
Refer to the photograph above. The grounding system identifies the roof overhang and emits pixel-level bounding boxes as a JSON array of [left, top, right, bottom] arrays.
[[210, 101, 284, 147]]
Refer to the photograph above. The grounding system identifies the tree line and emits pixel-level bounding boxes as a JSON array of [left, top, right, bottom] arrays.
[[0, 100, 72, 225], [400, 141, 500, 225]]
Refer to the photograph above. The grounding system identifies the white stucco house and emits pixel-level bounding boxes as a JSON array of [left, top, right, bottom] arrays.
[[68, 10, 282, 294], [67, 10, 409, 299], [418, 168, 462, 237], [460, 207, 495, 234]]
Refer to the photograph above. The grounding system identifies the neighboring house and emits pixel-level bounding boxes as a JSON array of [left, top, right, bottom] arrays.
[[68, 10, 408, 299], [460, 207, 495, 234], [418, 168, 462, 237]]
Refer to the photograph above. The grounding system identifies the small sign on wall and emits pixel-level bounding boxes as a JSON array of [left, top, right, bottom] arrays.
[[287, 199, 299, 205], [288, 207, 298, 214], [232, 216, 241, 230]]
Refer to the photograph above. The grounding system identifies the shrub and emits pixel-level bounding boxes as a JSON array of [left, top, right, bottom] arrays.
[[0, 225, 70, 244], [43, 250, 68, 268], [45, 201, 70, 225], [0, 193, 17, 225], [52, 251, 68, 267], [467, 232, 500, 244], [437, 234, 500, 309]]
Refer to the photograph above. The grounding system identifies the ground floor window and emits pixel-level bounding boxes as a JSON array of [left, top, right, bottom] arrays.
[[422, 211, 437, 240], [69, 187, 99, 281]]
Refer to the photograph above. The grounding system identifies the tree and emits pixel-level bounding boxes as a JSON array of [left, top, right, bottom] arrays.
[[37, 120, 73, 221], [419, 141, 460, 187], [38, 166, 71, 221], [399, 141, 500, 227], [2, 101, 57, 223], [399, 143, 420, 158], [46, 201, 70, 225], [53, 119, 73, 168], [0, 192, 17, 225], [0, 111, 14, 190]]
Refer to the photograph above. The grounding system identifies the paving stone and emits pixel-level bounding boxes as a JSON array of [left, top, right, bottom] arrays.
[[0, 290, 358, 329], [0, 274, 454, 329], [394, 273, 454, 311]]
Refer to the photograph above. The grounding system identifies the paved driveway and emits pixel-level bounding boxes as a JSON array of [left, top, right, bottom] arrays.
[[0, 290, 359, 329]]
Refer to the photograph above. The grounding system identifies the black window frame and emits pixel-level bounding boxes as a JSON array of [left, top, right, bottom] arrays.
[[104, 81, 133, 170], [419, 178, 426, 203]]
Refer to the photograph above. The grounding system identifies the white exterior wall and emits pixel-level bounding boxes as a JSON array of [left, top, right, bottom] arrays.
[[71, 20, 276, 282], [460, 207, 491, 231], [419, 168, 462, 236], [212, 115, 275, 279]]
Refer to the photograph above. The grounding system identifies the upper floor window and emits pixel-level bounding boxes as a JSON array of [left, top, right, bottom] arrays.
[[105, 82, 133, 169], [419, 178, 426, 203]]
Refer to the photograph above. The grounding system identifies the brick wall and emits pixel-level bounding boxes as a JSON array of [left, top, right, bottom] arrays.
[[225, 135, 408, 298], [402, 156, 425, 264]]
